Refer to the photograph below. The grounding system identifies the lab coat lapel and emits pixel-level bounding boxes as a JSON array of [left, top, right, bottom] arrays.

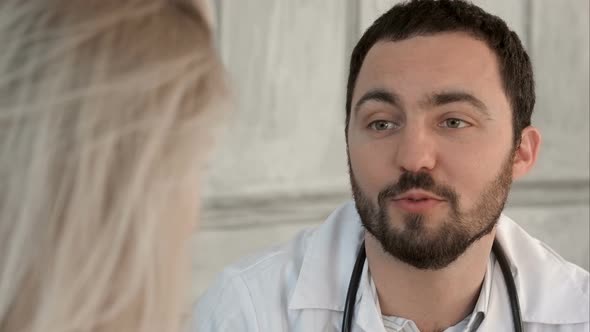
[[289, 202, 364, 311], [354, 263, 388, 332], [325, 263, 387, 332], [476, 255, 515, 331], [287, 200, 386, 332], [495, 215, 589, 324]]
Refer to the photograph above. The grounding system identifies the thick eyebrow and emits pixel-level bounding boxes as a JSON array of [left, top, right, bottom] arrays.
[[425, 91, 490, 116], [354, 88, 402, 113]]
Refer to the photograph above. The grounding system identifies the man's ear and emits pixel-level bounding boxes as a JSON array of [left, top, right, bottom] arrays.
[[512, 126, 542, 180]]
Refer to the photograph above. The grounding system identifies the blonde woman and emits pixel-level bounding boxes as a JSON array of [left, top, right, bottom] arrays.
[[0, 0, 228, 331]]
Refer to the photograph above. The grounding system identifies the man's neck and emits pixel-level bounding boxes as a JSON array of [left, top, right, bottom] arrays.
[[365, 230, 495, 332]]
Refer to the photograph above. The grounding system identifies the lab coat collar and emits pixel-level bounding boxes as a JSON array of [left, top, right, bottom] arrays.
[[288, 201, 589, 326], [355, 262, 388, 332], [288, 201, 386, 332], [289, 201, 364, 312], [495, 215, 589, 324]]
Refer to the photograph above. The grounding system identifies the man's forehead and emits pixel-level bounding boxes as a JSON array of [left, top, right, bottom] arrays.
[[363, 32, 496, 74], [353, 32, 505, 105]]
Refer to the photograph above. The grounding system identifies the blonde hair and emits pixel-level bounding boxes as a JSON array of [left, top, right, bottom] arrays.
[[0, 0, 228, 331]]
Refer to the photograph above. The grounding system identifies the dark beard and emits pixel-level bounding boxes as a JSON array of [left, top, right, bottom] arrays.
[[349, 153, 513, 270]]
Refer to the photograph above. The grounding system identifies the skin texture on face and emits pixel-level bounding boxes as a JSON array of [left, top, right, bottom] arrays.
[[347, 32, 518, 269], [351, 152, 513, 269]]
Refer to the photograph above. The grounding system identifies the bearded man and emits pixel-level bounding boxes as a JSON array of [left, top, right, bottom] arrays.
[[194, 1, 589, 331]]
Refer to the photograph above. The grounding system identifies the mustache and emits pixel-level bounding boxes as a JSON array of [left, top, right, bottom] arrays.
[[377, 172, 458, 207]]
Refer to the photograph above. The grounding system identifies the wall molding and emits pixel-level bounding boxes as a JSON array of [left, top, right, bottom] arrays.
[[201, 179, 590, 230]]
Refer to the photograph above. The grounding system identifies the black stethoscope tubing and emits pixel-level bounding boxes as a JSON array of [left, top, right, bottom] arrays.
[[341, 239, 523, 332]]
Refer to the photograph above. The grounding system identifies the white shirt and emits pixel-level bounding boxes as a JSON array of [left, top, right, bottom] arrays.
[[193, 201, 589, 332]]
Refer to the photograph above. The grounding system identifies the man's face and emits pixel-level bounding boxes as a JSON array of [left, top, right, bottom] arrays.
[[347, 32, 515, 270]]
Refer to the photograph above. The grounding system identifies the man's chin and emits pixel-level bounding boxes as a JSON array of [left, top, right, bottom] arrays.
[[387, 210, 449, 233]]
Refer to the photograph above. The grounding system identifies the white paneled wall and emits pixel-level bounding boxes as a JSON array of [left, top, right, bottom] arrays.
[[193, 0, 590, 297], [204, 1, 350, 198], [528, 0, 590, 181]]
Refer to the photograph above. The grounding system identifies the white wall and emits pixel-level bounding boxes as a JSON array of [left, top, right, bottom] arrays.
[[193, 0, 590, 297]]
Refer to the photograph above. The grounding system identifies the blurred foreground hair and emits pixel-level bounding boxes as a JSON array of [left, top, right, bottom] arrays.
[[0, 0, 228, 331]]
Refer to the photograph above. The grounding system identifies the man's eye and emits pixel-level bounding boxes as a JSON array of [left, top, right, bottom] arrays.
[[439, 118, 470, 129], [369, 120, 397, 131]]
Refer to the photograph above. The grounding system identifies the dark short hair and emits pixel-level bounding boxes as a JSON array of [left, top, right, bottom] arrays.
[[345, 0, 534, 146]]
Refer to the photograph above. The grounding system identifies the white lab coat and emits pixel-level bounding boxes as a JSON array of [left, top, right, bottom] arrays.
[[193, 201, 589, 332]]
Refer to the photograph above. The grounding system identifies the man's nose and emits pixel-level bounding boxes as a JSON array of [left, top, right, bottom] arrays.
[[394, 124, 437, 173]]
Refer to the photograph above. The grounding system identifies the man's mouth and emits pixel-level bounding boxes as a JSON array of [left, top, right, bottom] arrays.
[[393, 189, 444, 202], [391, 190, 445, 213]]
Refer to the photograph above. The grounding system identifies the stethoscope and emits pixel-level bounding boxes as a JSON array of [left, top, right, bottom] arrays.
[[341, 239, 523, 332]]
